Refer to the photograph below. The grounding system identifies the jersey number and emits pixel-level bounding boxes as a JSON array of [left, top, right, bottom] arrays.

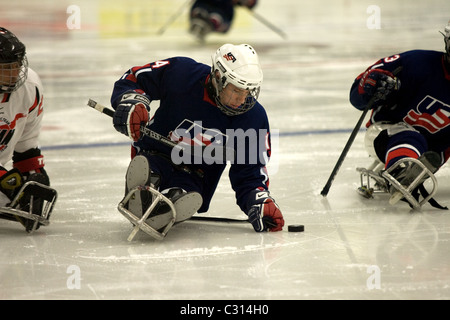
[[152, 60, 170, 69]]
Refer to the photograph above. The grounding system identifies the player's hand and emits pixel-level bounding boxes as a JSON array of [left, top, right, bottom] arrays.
[[246, 190, 284, 232], [358, 68, 400, 106], [113, 92, 151, 141]]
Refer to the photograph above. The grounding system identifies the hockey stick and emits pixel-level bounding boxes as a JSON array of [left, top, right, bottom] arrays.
[[320, 103, 371, 197], [246, 8, 287, 40], [190, 216, 249, 223], [320, 66, 402, 197], [156, 0, 195, 35], [190, 215, 278, 228], [87, 99, 235, 162]]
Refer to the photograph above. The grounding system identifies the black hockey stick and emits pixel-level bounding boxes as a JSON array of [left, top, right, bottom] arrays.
[[320, 104, 371, 197], [190, 216, 249, 223], [87, 99, 235, 162], [190, 215, 278, 228], [320, 66, 402, 197]]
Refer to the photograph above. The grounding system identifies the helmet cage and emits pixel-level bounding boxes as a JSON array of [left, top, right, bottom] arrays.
[[213, 72, 261, 116], [0, 27, 28, 94], [0, 55, 28, 93]]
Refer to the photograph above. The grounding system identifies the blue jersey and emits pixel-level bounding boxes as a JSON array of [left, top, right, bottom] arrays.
[[350, 50, 450, 162], [111, 57, 272, 213]]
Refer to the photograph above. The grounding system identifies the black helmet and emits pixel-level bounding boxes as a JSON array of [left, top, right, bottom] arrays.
[[0, 27, 26, 63], [0, 27, 28, 93]]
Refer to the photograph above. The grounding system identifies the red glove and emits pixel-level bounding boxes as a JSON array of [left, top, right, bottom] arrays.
[[113, 92, 151, 141], [358, 68, 400, 105], [246, 190, 284, 232]]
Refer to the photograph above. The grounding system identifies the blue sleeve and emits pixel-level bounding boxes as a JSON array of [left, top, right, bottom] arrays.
[[228, 107, 271, 212], [110, 57, 198, 109]]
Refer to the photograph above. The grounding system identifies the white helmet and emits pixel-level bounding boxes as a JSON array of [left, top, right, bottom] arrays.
[[211, 43, 263, 116]]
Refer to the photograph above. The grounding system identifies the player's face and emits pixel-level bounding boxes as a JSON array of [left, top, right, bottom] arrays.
[[0, 62, 20, 87], [219, 83, 249, 109]]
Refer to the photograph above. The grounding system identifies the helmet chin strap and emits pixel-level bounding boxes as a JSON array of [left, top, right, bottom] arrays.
[[204, 73, 217, 102], [439, 26, 450, 73], [205, 71, 235, 115], [445, 53, 450, 68], [444, 44, 450, 74]]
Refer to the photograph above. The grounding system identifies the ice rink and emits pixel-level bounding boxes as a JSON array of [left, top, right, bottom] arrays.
[[1, 0, 450, 302]]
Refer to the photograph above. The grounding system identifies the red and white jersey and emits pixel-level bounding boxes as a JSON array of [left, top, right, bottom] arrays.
[[0, 68, 43, 169]]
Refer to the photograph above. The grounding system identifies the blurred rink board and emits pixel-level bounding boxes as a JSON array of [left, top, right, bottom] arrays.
[[0, 0, 254, 39], [0, 0, 70, 38], [97, 0, 254, 38]]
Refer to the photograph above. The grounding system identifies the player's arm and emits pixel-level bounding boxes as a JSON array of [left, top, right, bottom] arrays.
[[349, 55, 402, 110], [230, 165, 284, 232], [110, 60, 173, 141], [13, 148, 47, 179], [1, 85, 50, 201], [14, 112, 49, 185], [229, 127, 284, 232], [14, 81, 48, 182]]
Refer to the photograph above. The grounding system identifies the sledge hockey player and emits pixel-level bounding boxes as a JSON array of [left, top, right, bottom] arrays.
[[110, 43, 284, 240], [0, 27, 57, 232], [350, 21, 450, 210], [189, 0, 258, 42]]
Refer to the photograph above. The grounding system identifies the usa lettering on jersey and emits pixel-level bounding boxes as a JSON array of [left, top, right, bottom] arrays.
[[404, 95, 450, 133], [170, 119, 227, 147]]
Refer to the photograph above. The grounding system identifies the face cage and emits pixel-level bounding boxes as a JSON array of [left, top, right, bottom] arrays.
[[0, 56, 28, 93], [215, 85, 260, 116]]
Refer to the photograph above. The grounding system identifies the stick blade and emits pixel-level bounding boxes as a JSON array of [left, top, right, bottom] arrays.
[[87, 99, 97, 108]]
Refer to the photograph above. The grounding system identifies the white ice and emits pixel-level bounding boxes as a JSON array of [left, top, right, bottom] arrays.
[[1, 0, 450, 300]]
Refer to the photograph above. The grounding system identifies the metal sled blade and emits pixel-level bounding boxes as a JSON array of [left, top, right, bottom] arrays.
[[356, 160, 389, 199], [382, 157, 438, 210], [0, 181, 58, 233], [118, 186, 177, 241]]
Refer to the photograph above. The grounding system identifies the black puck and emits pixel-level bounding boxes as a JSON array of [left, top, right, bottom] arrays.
[[288, 224, 304, 232]]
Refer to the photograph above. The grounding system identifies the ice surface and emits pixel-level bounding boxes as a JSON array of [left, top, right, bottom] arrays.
[[1, 0, 450, 301]]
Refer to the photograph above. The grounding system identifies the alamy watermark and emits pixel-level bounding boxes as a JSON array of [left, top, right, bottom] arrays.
[[66, 265, 81, 289], [366, 265, 381, 289], [367, 5, 381, 30], [66, 5, 81, 30], [169, 121, 279, 174]]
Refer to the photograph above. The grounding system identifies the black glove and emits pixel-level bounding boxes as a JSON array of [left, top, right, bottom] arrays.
[[246, 190, 284, 232], [113, 91, 151, 141], [358, 68, 400, 106]]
